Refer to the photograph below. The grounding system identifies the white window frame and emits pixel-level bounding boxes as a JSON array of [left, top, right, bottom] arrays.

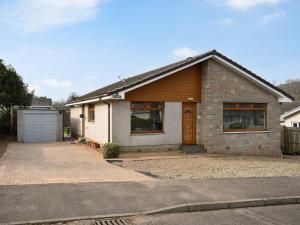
[[292, 122, 300, 128]]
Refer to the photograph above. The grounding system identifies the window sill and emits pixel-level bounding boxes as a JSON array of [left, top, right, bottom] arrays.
[[224, 130, 270, 134], [130, 132, 165, 136]]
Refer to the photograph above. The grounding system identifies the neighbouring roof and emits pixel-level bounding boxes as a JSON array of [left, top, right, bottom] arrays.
[[281, 101, 300, 120], [67, 50, 294, 104], [31, 96, 52, 107], [281, 101, 300, 114]]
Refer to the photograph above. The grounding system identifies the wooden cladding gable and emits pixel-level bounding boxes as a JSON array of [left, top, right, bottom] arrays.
[[125, 64, 201, 102]]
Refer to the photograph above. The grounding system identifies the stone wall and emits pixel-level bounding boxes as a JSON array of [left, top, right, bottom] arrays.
[[199, 59, 281, 156]]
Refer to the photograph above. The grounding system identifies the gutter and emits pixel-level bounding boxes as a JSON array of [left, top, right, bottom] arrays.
[[281, 105, 300, 120], [102, 101, 111, 142], [65, 98, 100, 107]]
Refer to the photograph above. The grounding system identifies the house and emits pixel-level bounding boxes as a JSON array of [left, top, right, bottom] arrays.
[[31, 96, 53, 109], [280, 101, 300, 127], [66, 50, 293, 156]]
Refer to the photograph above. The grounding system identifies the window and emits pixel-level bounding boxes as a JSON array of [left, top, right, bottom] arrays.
[[131, 102, 164, 133], [88, 104, 95, 122], [223, 103, 267, 132], [292, 122, 300, 128]]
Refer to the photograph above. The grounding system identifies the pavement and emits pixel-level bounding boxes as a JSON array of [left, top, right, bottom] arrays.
[[131, 204, 300, 225], [0, 176, 299, 224], [0, 142, 151, 185]]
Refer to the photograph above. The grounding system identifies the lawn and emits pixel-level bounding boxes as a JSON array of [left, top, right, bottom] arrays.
[[116, 156, 300, 180], [64, 127, 71, 137]]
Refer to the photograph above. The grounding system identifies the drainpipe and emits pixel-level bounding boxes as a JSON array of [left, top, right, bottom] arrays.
[[103, 101, 111, 143], [81, 104, 85, 137]]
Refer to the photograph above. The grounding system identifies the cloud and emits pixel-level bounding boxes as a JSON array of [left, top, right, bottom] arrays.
[[0, 0, 109, 32], [211, 0, 282, 10], [172, 47, 198, 58], [42, 79, 73, 89], [220, 18, 235, 27], [259, 10, 286, 24], [27, 83, 40, 92]]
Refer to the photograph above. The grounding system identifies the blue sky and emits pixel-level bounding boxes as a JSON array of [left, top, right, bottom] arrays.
[[0, 0, 299, 101]]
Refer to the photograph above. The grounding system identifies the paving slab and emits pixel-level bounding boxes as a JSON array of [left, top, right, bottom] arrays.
[[0, 142, 151, 185], [0, 176, 299, 224]]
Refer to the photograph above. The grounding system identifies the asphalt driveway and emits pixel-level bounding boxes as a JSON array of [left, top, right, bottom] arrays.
[[0, 142, 151, 185]]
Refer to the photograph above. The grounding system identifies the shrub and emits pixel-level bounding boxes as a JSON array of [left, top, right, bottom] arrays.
[[102, 143, 120, 159]]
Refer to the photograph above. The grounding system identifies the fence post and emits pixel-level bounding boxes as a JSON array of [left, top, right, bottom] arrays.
[[292, 129, 294, 154], [285, 126, 289, 154]]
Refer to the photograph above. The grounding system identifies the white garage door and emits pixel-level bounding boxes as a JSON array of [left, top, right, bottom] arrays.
[[23, 112, 58, 143]]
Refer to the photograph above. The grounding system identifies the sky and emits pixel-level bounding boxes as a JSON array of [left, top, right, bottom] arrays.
[[0, 0, 299, 101]]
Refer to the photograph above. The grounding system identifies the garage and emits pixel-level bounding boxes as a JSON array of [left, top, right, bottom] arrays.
[[17, 110, 63, 143]]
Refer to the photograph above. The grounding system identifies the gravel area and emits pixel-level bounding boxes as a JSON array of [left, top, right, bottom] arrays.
[[116, 156, 300, 180]]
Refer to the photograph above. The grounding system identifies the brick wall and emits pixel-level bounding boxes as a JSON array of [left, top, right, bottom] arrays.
[[199, 59, 281, 156]]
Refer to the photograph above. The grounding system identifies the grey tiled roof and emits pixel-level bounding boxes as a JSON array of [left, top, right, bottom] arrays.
[[68, 50, 293, 104], [281, 101, 300, 114]]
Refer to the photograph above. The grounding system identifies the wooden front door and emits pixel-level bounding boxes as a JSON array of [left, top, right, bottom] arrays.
[[182, 102, 196, 145]]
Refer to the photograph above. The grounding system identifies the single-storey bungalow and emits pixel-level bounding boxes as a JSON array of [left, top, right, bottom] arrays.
[[66, 50, 293, 156], [281, 101, 300, 127]]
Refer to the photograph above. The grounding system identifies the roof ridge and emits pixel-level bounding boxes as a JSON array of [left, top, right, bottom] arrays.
[[67, 49, 293, 104], [71, 50, 216, 103]]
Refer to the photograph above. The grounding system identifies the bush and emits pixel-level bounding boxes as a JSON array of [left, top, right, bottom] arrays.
[[102, 143, 120, 159]]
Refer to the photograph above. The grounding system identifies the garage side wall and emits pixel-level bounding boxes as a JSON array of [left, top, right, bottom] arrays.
[[17, 110, 23, 142], [70, 106, 82, 137], [58, 112, 63, 141]]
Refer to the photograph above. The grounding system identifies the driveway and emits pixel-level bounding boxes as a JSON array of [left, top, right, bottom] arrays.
[[0, 142, 151, 185]]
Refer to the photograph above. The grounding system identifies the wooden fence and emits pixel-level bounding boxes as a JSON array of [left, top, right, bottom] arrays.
[[0, 109, 17, 135], [281, 126, 300, 155]]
